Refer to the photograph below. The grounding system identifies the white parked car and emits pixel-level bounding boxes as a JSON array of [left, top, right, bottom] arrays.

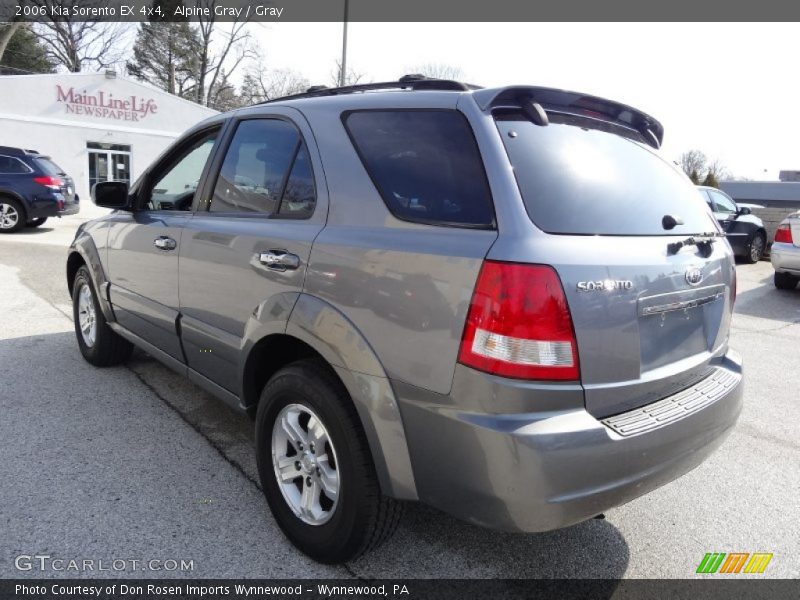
[[771, 211, 800, 290]]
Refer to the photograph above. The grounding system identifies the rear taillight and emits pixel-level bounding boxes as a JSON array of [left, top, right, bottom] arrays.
[[775, 224, 794, 244], [33, 176, 63, 190], [458, 261, 580, 380]]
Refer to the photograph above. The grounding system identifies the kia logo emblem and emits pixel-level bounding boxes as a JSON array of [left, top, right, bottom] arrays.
[[685, 267, 703, 286]]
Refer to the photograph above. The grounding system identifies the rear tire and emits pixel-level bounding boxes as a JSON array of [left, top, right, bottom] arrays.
[[72, 266, 134, 366], [26, 217, 48, 228], [744, 232, 765, 263], [255, 359, 403, 563], [0, 198, 26, 233], [774, 271, 799, 290]]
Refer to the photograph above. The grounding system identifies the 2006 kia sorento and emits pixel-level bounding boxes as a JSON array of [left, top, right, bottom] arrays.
[[67, 76, 743, 563]]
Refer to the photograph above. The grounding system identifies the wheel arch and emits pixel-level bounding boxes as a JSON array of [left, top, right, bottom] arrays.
[[0, 190, 28, 224], [67, 232, 114, 322], [243, 293, 418, 500]]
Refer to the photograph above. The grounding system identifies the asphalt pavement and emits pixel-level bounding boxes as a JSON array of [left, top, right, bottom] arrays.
[[0, 215, 798, 579]]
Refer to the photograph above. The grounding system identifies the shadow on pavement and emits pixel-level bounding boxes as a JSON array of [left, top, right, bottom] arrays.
[[352, 503, 629, 579], [1, 331, 630, 580], [733, 270, 800, 325], [99, 351, 632, 580]]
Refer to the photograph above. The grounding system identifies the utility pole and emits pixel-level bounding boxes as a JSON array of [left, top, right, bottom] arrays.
[[339, 0, 349, 87]]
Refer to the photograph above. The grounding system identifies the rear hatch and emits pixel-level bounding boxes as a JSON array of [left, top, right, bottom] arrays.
[[493, 107, 735, 418], [34, 156, 77, 204]]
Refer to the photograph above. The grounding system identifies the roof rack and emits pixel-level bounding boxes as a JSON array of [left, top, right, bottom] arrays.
[[257, 74, 483, 105]]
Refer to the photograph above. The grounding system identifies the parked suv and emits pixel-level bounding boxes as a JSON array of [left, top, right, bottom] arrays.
[[0, 146, 79, 232], [67, 77, 743, 563]]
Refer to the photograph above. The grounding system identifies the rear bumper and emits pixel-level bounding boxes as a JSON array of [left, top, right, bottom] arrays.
[[771, 242, 800, 274], [397, 350, 743, 532], [28, 196, 80, 219]]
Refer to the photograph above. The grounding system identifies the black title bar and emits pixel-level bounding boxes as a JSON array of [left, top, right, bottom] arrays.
[[2, 0, 800, 22], [1, 579, 799, 600]]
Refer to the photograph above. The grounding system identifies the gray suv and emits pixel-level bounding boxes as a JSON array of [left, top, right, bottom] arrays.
[[67, 76, 743, 563]]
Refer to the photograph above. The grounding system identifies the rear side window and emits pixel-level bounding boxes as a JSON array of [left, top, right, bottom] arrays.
[[496, 117, 717, 236], [0, 155, 31, 174], [344, 110, 494, 228], [211, 118, 315, 218], [33, 157, 65, 176]]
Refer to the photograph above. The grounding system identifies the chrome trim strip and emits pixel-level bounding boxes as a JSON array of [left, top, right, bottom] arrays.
[[641, 291, 724, 316]]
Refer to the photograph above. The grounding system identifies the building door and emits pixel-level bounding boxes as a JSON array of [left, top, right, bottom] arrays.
[[87, 142, 131, 191]]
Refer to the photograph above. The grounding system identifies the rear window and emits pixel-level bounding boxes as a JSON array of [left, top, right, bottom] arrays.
[[496, 117, 716, 236], [34, 157, 66, 176], [344, 110, 494, 228]]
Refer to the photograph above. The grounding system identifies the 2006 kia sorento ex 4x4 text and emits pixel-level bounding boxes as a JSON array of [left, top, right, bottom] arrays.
[[67, 77, 743, 564]]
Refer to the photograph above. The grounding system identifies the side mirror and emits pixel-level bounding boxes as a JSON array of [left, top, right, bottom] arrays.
[[737, 206, 751, 216], [92, 181, 130, 209]]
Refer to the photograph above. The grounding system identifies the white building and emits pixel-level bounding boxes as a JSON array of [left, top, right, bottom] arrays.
[[0, 72, 217, 207]]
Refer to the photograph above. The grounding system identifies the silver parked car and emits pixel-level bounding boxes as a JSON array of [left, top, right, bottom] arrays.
[[67, 76, 743, 563], [771, 211, 800, 289]]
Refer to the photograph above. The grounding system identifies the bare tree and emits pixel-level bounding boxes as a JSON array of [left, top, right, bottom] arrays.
[[330, 59, 366, 87], [0, 22, 24, 64], [194, 3, 256, 107], [35, 20, 127, 72], [679, 149, 707, 182], [678, 150, 729, 187], [705, 158, 729, 183], [207, 70, 240, 111], [407, 62, 464, 80], [20, 0, 128, 72], [240, 65, 310, 104]]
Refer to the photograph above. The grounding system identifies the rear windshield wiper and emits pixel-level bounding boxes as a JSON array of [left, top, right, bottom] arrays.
[[667, 232, 727, 257]]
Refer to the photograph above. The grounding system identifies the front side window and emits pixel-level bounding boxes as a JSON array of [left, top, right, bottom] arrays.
[[145, 130, 218, 211], [343, 110, 494, 228], [0, 155, 31, 174], [210, 119, 315, 218]]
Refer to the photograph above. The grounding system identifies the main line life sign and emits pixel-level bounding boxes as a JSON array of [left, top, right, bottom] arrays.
[[55, 85, 159, 122]]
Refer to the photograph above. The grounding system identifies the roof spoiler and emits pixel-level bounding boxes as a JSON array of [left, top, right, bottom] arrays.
[[472, 86, 664, 149]]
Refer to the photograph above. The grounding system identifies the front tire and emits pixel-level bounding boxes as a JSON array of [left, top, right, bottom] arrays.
[[774, 271, 799, 290], [26, 217, 48, 228], [0, 198, 25, 233], [255, 359, 403, 563], [744, 232, 766, 263], [72, 266, 134, 366]]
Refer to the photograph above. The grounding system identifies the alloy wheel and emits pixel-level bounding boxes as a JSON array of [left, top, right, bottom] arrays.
[[750, 235, 764, 262], [77, 284, 97, 347], [0, 203, 19, 230], [272, 403, 340, 525]]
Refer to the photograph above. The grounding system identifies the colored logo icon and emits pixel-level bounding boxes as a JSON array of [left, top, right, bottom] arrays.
[[696, 552, 773, 574]]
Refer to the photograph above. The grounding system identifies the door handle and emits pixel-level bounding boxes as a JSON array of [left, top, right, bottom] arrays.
[[259, 250, 301, 270], [153, 236, 177, 251]]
